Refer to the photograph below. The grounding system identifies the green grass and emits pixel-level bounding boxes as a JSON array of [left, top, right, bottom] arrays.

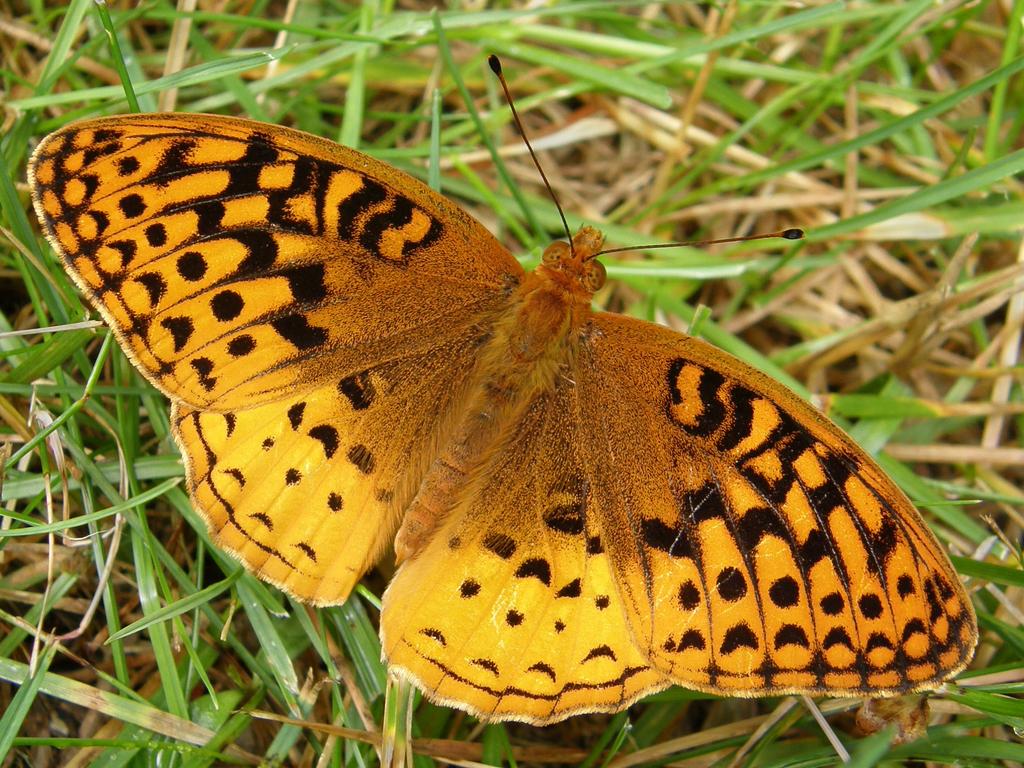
[[2, 1, 1023, 765]]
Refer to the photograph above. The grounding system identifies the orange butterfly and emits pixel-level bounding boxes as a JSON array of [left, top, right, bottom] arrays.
[[30, 111, 975, 723]]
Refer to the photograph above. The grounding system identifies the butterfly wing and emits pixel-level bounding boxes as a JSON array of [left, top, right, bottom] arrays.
[[172, 326, 492, 603], [31, 113, 524, 604], [380, 377, 671, 722], [29, 113, 521, 410], [382, 312, 975, 722], [575, 313, 976, 696]]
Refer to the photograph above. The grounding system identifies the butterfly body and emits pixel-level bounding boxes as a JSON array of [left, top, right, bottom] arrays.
[[396, 227, 604, 561], [29, 113, 975, 725]]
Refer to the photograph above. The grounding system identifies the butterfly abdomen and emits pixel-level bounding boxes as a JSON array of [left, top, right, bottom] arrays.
[[393, 260, 591, 562]]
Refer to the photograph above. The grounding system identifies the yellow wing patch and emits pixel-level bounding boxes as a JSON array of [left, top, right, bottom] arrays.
[[173, 325, 504, 605], [382, 387, 669, 722]]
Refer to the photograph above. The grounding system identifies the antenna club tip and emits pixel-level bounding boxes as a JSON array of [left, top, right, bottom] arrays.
[[488, 55, 502, 75], [782, 228, 804, 240]]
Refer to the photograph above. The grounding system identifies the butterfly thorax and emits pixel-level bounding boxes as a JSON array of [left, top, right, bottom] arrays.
[[393, 228, 607, 562], [506, 225, 606, 358]]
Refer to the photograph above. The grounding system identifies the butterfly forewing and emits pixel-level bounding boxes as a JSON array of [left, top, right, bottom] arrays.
[[578, 314, 976, 696], [29, 114, 522, 411]]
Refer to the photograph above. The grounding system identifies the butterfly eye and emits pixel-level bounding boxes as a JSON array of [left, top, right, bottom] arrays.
[[583, 259, 606, 291], [542, 241, 570, 265]]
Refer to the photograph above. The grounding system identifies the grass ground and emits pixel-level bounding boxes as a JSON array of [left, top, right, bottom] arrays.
[[2, 1, 1023, 766]]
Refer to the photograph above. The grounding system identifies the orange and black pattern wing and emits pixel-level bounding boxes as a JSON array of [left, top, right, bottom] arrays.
[[29, 113, 522, 411], [576, 314, 976, 697]]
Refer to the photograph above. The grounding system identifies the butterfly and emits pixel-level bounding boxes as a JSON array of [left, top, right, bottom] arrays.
[[29, 112, 976, 724]]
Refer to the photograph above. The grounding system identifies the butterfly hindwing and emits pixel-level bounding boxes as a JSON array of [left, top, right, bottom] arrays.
[[381, 380, 669, 722], [30, 114, 522, 411], [174, 324, 495, 604]]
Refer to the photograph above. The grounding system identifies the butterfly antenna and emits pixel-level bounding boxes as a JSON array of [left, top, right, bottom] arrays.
[[488, 55, 574, 255], [595, 228, 804, 258]]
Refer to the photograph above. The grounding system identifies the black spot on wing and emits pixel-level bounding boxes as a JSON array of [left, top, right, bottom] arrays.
[[337, 177, 386, 239], [347, 444, 375, 474], [144, 223, 167, 247], [471, 658, 499, 676], [799, 528, 830, 569], [823, 627, 853, 650], [281, 263, 327, 303], [191, 357, 216, 391], [736, 505, 790, 551], [718, 385, 758, 451], [641, 517, 693, 558], [483, 533, 516, 559], [421, 628, 445, 646], [685, 482, 727, 524], [514, 558, 551, 585], [118, 193, 145, 218], [161, 315, 193, 352], [227, 335, 255, 357], [716, 567, 747, 602], [901, 619, 927, 642], [678, 580, 701, 610], [677, 629, 706, 651], [543, 503, 585, 535], [859, 593, 884, 620], [287, 402, 305, 429], [720, 623, 758, 654], [897, 575, 915, 598], [194, 200, 226, 235], [528, 662, 556, 682], [769, 576, 800, 608], [233, 230, 278, 275], [135, 272, 166, 306], [308, 425, 339, 458], [271, 314, 328, 350], [339, 370, 376, 410], [821, 592, 845, 615], [774, 624, 810, 649], [582, 645, 616, 663], [117, 155, 140, 176], [556, 578, 581, 598], [866, 632, 895, 653], [360, 194, 415, 257], [177, 251, 206, 281]]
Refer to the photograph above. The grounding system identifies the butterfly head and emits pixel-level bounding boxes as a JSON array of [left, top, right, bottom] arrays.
[[540, 225, 607, 295]]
